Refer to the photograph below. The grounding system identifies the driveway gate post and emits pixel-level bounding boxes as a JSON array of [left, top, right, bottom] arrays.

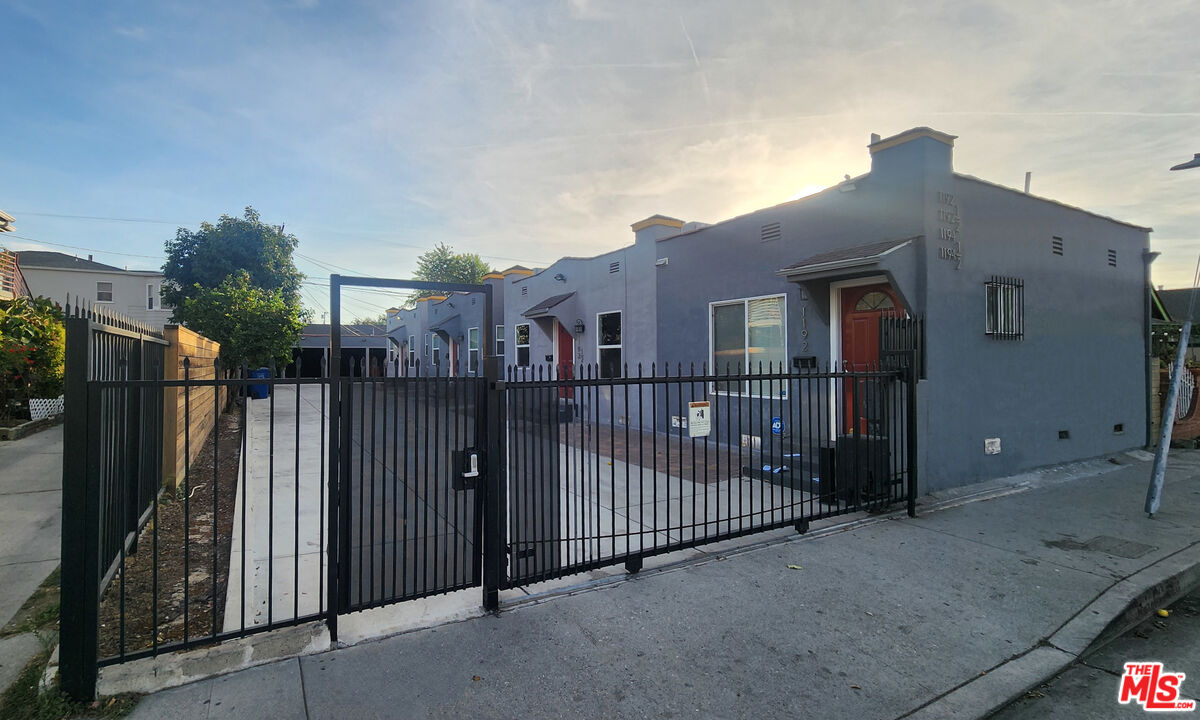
[[60, 316, 100, 699], [905, 352, 919, 518], [482, 356, 506, 611]]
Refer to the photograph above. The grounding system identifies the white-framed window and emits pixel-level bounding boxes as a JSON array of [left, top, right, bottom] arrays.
[[515, 323, 531, 367], [147, 283, 155, 310], [97, 281, 113, 303], [407, 334, 415, 366], [468, 327, 480, 373], [432, 334, 442, 366], [495, 325, 505, 356], [597, 311, 622, 378], [710, 294, 787, 397], [424, 333, 431, 358]]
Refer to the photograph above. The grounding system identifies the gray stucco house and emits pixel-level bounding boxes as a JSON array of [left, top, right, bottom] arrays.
[[653, 127, 1152, 491], [385, 268, 521, 377], [372, 126, 1151, 493]]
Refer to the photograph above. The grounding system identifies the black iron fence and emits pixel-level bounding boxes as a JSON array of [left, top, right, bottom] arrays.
[[502, 361, 916, 586], [60, 305, 169, 699], [60, 338, 918, 699]]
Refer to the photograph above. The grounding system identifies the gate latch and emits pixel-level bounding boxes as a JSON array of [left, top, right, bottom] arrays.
[[452, 448, 483, 490]]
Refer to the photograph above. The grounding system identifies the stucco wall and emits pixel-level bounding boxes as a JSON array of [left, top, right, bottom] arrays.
[[914, 173, 1149, 489], [653, 132, 1149, 492]]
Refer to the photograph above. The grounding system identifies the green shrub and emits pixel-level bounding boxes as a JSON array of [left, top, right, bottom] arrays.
[[0, 297, 65, 423]]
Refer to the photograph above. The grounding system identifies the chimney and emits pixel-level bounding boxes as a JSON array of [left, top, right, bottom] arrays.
[[1024, 172, 1032, 193], [868, 127, 957, 180], [631, 214, 685, 244], [88, 254, 93, 262]]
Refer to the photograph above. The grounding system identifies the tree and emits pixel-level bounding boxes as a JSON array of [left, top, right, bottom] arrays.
[[163, 207, 304, 310], [409, 243, 494, 305], [163, 207, 307, 365], [178, 273, 307, 368], [351, 313, 389, 326]]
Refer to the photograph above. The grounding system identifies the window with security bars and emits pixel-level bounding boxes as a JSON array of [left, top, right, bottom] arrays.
[[985, 276, 1024, 339]]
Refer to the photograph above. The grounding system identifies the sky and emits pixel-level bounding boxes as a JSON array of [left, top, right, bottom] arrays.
[[1, 0, 1198, 321]]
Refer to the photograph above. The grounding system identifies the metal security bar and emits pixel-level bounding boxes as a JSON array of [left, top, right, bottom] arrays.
[[501, 360, 916, 588], [985, 276, 1024, 340]]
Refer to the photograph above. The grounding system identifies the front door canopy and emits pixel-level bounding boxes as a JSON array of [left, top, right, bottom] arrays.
[[776, 237, 914, 282]]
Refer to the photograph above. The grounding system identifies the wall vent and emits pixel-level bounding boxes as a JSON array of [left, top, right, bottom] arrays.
[[1107, 249, 1117, 267], [521, 286, 528, 296], [609, 261, 621, 274], [761, 222, 782, 243], [1051, 236, 1063, 256], [1058, 429, 1070, 440], [1113, 423, 1124, 434]]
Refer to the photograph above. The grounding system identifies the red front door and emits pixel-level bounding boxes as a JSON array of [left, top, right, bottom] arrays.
[[841, 283, 901, 433], [556, 321, 575, 399]]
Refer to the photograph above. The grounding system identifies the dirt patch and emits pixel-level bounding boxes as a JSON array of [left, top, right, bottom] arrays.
[[96, 409, 243, 660], [1, 566, 59, 638]]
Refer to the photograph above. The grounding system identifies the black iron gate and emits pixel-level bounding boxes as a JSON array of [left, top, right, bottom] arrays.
[[327, 275, 501, 633], [336, 370, 487, 612]]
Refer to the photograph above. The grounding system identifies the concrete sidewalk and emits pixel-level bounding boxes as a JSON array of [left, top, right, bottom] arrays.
[[0, 425, 62, 693], [126, 449, 1200, 720]]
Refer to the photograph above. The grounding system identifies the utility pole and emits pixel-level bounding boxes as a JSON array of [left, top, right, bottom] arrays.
[[1145, 153, 1200, 517]]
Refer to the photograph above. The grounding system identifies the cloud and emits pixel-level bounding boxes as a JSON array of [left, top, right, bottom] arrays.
[[113, 26, 146, 40], [5, 0, 1200, 314]]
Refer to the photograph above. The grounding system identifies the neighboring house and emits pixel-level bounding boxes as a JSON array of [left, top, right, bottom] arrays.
[[653, 126, 1152, 491], [16, 250, 173, 328], [0, 210, 27, 301], [0, 248, 28, 301]]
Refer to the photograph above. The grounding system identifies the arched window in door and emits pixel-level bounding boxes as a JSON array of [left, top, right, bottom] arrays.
[[854, 291, 895, 312]]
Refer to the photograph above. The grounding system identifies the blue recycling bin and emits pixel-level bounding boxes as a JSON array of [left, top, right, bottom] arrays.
[[249, 367, 271, 399]]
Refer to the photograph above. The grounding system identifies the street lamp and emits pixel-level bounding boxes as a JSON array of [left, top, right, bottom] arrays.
[[1170, 153, 1200, 171], [1146, 153, 1200, 517]]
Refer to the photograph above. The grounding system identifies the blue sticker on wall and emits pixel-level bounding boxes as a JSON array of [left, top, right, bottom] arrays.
[[771, 417, 784, 435]]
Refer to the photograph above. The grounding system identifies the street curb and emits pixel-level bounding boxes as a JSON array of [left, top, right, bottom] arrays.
[[900, 541, 1200, 720]]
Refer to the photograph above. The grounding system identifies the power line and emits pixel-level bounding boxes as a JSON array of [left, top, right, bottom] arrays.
[[5, 234, 165, 260], [9, 211, 186, 225], [10, 208, 552, 267]]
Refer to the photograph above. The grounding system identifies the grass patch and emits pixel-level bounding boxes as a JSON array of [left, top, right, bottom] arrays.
[[0, 647, 138, 720], [0, 566, 139, 719], [1, 567, 61, 639]]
